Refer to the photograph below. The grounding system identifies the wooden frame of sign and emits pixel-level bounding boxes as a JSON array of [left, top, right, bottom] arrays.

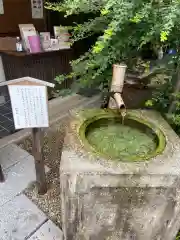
[[0, 77, 54, 194]]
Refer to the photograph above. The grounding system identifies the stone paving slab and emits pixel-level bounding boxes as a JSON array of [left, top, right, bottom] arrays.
[[0, 194, 47, 240], [29, 220, 63, 240], [0, 155, 36, 206], [0, 143, 29, 170], [0, 154, 49, 207]]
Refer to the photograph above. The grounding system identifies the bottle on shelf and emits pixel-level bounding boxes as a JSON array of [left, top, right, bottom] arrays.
[[16, 37, 23, 52]]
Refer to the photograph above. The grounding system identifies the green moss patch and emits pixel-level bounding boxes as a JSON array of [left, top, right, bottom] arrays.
[[79, 110, 166, 162]]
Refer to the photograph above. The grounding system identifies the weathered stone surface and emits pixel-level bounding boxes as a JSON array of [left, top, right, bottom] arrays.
[[29, 220, 63, 240], [0, 143, 29, 170], [60, 109, 180, 240], [0, 194, 47, 240], [0, 154, 49, 206], [0, 155, 36, 206]]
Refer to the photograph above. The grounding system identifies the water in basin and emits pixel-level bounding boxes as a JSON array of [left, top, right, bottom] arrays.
[[86, 117, 158, 160]]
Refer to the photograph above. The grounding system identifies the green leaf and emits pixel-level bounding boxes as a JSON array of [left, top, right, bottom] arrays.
[[145, 100, 153, 107], [55, 75, 65, 83]]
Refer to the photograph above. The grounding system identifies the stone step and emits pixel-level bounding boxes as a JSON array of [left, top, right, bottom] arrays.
[[0, 153, 49, 206], [29, 220, 63, 240], [0, 194, 47, 240], [0, 143, 29, 170], [0, 94, 101, 149]]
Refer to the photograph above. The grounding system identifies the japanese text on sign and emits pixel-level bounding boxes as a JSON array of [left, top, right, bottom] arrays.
[[8, 85, 49, 129]]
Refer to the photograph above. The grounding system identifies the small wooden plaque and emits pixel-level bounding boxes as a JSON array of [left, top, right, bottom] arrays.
[[8, 84, 49, 129]]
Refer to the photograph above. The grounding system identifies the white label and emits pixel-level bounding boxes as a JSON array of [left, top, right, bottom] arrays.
[[16, 43, 23, 52], [0, 0, 4, 14], [31, 0, 43, 19], [8, 85, 49, 129]]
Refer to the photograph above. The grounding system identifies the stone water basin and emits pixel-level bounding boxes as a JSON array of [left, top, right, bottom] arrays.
[[79, 110, 166, 162], [60, 109, 180, 240]]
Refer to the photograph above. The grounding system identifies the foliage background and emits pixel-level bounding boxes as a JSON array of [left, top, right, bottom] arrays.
[[46, 0, 180, 89]]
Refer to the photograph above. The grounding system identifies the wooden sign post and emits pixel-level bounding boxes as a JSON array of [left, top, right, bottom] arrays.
[[0, 77, 54, 194], [0, 164, 4, 182]]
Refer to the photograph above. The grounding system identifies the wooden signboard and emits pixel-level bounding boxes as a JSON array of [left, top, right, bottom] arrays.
[[0, 77, 54, 194], [9, 85, 49, 129]]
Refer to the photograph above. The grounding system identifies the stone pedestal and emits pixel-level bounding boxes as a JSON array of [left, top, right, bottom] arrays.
[[60, 109, 180, 240]]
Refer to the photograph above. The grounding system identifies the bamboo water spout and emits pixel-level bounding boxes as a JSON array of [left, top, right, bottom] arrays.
[[113, 92, 126, 113], [108, 63, 127, 116]]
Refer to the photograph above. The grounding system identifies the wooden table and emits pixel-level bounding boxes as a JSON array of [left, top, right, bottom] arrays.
[[0, 49, 73, 88]]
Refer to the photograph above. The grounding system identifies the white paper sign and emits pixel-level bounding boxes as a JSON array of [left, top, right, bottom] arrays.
[[31, 0, 43, 19], [0, 0, 4, 14], [8, 85, 49, 129]]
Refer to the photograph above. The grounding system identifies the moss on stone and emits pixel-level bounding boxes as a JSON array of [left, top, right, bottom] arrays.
[[78, 109, 166, 162]]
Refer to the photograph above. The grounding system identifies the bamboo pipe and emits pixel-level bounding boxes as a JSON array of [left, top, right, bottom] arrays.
[[108, 63, 127, 111], [113, 92, 126, 110], [110, 63, 127, 92]]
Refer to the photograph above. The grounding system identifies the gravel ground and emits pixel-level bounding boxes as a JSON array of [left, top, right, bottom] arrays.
[[18, 118, 68, 228]]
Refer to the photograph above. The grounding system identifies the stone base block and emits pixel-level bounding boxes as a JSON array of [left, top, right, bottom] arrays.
[[60, 109, 180, 240]]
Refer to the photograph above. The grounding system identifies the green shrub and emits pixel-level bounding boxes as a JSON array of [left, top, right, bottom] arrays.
[[145, 59, 180, 134], [46, 0, 180, 89]]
